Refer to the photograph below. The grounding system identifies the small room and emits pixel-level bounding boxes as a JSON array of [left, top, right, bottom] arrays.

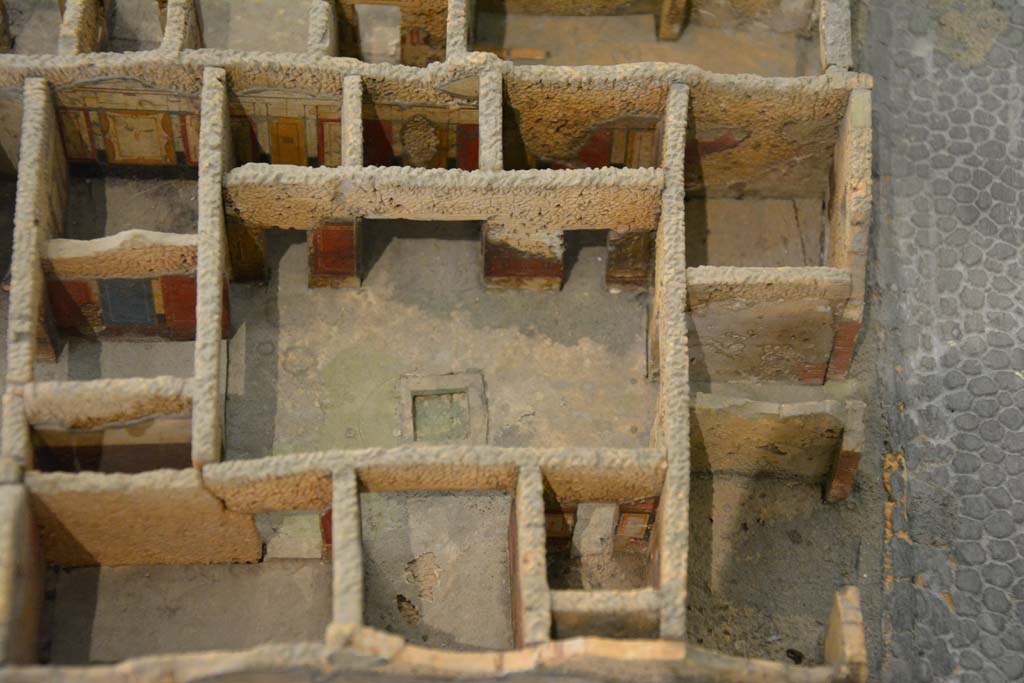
[[105, 0, 166, 52], [680, 78, 857, 271], [686, 471, 876, 666], [360, 489, 513, 649], [360, 79, 479, 169], [36, 172, 201, 380], [33, 84, 205, 379], [197, 0, 314, 53], [471, 1, 819, 77], [540, 464, 665, 640], [501, 76, 665, 170], [31, 413, 194, 474], [21, 469, 332, 664], [223, 220, 656, 459], [63, 176, 198, 239], [545, 496, 657, 591], [684, 197, 826, 267], [3, 0, 62, 55]]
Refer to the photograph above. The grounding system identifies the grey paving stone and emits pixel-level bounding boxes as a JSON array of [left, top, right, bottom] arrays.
[[867, 0, 1024, 678]]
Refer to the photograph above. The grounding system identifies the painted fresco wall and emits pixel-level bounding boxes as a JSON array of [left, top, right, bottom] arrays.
[[54, 79, 200, 178], [506, 114, 661, 170], [230, 89, 343, 167], [45, 272, 229, 340], [363, 99, 479, 169], [228, 89, 478, 171], [53, 81, 351, 174], [503, 76, 666, 170]]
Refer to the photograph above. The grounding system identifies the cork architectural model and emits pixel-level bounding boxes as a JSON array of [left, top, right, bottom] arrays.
[[0, 0, 871, 681]]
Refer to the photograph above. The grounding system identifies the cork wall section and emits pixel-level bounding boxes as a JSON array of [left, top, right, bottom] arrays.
[[42, 232, 215, 340], [21, 377, 192, 431], [690, 393, 863, 480], [0, 486, 42, 665], [23, 469, 261, 566], [14, 374, 195, 474], [202, 446, 665, 510], [222, 165, 662, 231], [0, 623, 869, 683], [685, 266, 851, 383], [682, 72, 854, 198], [53, 78, 200, 178], [360, 75, 480, 169], [502, 73, 667, 169]]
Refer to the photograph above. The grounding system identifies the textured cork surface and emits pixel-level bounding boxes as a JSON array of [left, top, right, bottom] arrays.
[[189, 67, 230, 467], [24, 469, 261, 567], [652, 83, 690, 640], [203, 446, 665, 506], [0, 485, 42, 665], [43, 231, 198, 279], [224, 165, 663, 239], [0, 622, 868, 682], [513, 466, 550, 646], [691, 393, 858, 479], [5, 78, 62, 388], [22, 376, 192, 429], [551, 589, 660, 639], [341, 74, 363, 166], [686, 266, 852, 383]]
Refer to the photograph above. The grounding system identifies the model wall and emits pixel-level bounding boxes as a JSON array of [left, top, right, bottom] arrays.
[[40, 231, 231, 340]]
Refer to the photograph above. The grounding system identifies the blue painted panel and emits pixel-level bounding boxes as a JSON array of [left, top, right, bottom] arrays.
[[99, 278, 154, 327]]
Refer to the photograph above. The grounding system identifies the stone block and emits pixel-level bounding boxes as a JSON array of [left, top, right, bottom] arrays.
[[825, 586, 868, 683], [571, 503, 618, 559]]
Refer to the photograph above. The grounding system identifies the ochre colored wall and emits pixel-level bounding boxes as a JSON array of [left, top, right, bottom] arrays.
[[25, 469, 261, 567]]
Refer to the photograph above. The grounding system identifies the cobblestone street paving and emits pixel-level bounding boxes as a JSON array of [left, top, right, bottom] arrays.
[[863, 1, 1024, 680]]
